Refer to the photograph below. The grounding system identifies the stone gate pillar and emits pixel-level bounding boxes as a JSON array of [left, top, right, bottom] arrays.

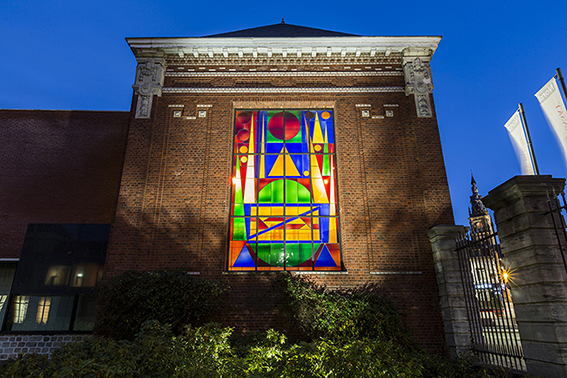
[[428, 224, 471, 358], [483, 175, 567, 378]]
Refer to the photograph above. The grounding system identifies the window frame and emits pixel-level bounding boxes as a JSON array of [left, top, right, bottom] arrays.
[[0, 224, 109, 334], [227, 109, 344, 272]]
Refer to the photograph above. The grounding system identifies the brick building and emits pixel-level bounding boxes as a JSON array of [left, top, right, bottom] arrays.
[[0, 22, 453, 355]]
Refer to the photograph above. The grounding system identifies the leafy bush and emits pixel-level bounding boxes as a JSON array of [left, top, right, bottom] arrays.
[[0, 324, 491, 378], [0, 273, 493, 377], [94, 269, 229, 340], [274, 273, 412, 345], [0, 321, 236, 378]]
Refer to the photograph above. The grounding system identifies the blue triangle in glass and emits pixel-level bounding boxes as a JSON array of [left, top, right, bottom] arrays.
[[315, 244, 336, 267], [234, 244, 256, 267]]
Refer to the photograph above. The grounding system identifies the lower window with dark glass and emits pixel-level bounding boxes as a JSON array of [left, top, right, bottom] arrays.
[[2, 224, 110, 332]]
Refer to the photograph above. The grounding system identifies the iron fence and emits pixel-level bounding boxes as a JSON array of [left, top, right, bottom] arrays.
[[455, 229, 525, 371], [546, 188, 567, 276]]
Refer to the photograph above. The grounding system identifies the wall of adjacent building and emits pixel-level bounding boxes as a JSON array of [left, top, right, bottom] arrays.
[[0, 110, 130, 258]]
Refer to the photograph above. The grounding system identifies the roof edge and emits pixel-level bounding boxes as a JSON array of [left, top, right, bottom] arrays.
[[202, 22, 359, 38], [126, 35, 442, 61], [126, 36, 442, 51]]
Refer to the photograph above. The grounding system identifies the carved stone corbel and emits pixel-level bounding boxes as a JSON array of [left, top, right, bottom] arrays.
[[403, 57, 433, 118], [132, 58, 165, 119]]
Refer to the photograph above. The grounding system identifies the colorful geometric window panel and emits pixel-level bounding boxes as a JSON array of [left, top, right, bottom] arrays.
[[229, 110, 342, 271]]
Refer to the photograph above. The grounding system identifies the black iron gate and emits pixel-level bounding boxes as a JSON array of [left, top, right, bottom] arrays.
[[455, 230, 525, 371], [546, 188, 567, 276]]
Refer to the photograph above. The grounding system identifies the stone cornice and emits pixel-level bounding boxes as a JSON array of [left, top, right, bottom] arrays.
[[163, 55, 403, 66], [162, 86, 404, 94], [165, 71, 403, 78], [128, 35, 441, 118], [127, 36, 441, 63]]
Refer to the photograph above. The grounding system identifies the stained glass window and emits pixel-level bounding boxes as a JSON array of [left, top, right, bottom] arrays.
[[228, 110, 342, 271]]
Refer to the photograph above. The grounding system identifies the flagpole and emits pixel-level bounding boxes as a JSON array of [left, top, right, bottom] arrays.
[[518, 103, 540, 175], [556, 68, 567, 103]]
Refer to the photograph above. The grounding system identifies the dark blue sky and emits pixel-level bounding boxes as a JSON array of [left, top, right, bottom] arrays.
[[2, 0, 567, 227]]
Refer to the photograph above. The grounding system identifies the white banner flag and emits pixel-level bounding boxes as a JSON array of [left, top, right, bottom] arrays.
[[535, 77, 567, 168], [504, 110, 535, 175]]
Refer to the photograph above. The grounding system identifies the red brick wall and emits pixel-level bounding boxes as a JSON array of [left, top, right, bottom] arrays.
[[0, 110, 130, 258], [105, 61, 454, 353]]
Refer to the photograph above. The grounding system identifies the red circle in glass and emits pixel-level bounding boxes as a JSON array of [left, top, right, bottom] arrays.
[[237, 129, 250, 142], [236, 112, 252, 125], [304, 111, 316, 120], [268, 112, 300, 140]]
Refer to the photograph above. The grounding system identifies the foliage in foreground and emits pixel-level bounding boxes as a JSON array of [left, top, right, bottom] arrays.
[[0, 321, 490, 378], [274, 273, 412, 345], [94, 269, 229, 340], [1, 274, 492, 376]]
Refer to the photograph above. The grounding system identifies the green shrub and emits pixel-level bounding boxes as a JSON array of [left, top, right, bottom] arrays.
[[94, 269, 229, 340], [0, 272, 494, 377], [274, 273, 412, 346], [1, 325, 491, 378], [238, 331, 490, 377], [0, 321, 238, 378], [0, 337, 136, 377]]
